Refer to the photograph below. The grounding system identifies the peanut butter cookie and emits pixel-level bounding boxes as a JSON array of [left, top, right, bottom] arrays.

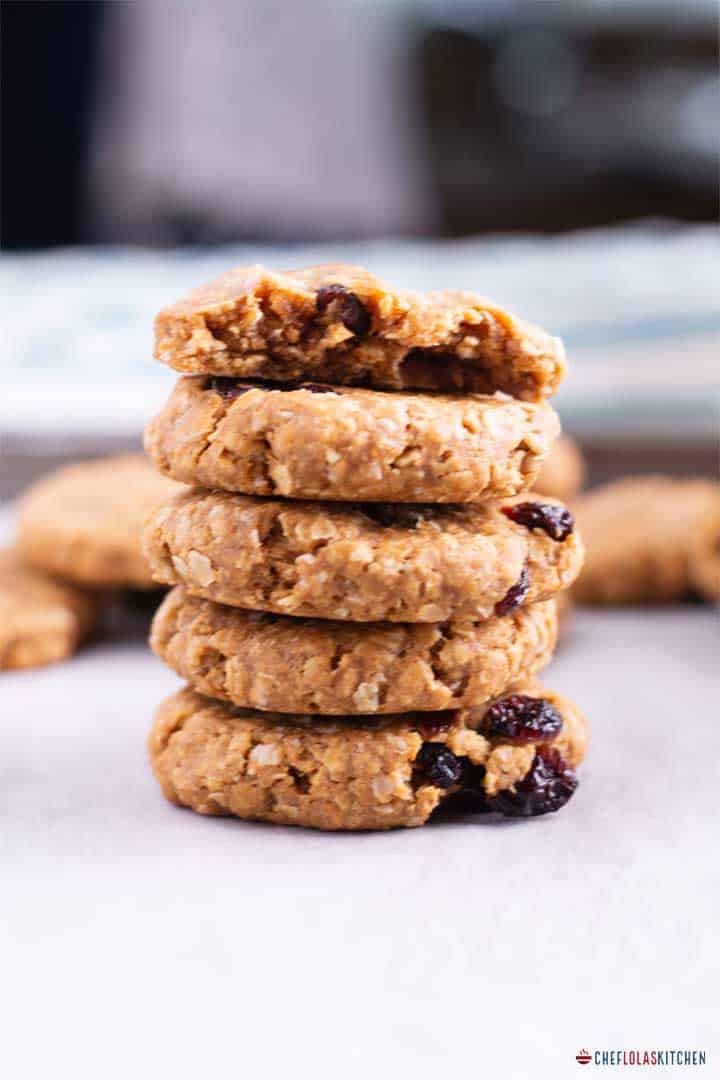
[[143, 490, 583, 623], [149, 681, 587, 830], [145, 376, 560, 503], [153, 263, 565, 400], [0, 551, 96, 669], [534, 433, 585, 500], [18, 454, 184, 590], [574, 476, 720, 604], [689, 489, 720, 602], [151, 587, 557, 714]]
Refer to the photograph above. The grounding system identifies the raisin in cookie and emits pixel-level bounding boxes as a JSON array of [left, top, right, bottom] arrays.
[[149, 681, 588, 830], [574, 476, 720, 604], [145, 376, 560, 503], [153, 263, 565, 400], [17, 454, 184, 590], [151, 587, 557, 714], [143, 490, 583, 623], [0, 550, 96, 669]]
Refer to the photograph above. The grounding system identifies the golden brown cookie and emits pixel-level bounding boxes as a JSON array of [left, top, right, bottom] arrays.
[[151, 587, 557, 714], [689, 490, 720, 602], [554, 589, 574, 638], [17, 454, 184, 590], [143, 489, 583, 623], [149, 681, 588, 830], [153, 263, 566, 401], [574, 475, 720, 604], [534, 433, 585, 501], [145, 376, 560, 503], [0, 550, 96, 669]]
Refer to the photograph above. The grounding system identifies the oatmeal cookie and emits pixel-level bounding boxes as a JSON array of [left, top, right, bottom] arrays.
[[534, 433, 585, 501], [153, 263, 565, 400], [149, 681, 588, 830], [143, 490, 583, 623], [151, 587, 557, 714], [145, 376, 560, 503], [0, 550, 96, 669], [574, 476, 720, 604], [17, 454, 183, 590], [689, 489, 720, 602]]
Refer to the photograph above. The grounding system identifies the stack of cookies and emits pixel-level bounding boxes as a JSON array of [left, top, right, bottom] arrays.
[[142, 265, 587, 831]]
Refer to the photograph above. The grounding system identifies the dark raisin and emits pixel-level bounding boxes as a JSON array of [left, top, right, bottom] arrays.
[[484, 694, 563, 742], [296, 382, 334, 394], [414, 743, 463, 789], [440, 762, 491, 813], [205, 376, 258, 399], [419, 712, 453, 738], [502, 501, 574, 541], [487, 746, 578, 817], [206, 376, 335, 398], [360, 504, 432, 529], [494, 565, 530, 616], [316, 284, 371, 336], [288, 766, 310, 794]]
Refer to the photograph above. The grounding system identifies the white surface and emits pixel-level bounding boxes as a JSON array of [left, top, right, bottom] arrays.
[[2, 608, 717, 1078]]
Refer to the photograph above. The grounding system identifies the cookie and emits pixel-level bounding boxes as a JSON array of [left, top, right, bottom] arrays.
[[534, 433, 585, 501], [153, 263, 566, 401], [145, 376, 560, 503], [151, 587, 557, 714], [149, 681, 588, 830], [17, 454, 184, 590], [573, 476, 720, 604], [554, 589, 573, 634], [689, 491, 720, 602], [0, 550, 96, 669], [143, 490, 583, 623]]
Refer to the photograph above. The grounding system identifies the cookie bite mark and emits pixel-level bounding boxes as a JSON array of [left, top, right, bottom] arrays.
[[153, 263, 566, 400]]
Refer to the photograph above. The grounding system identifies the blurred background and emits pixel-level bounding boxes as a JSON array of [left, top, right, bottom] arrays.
[[2, 0, 718, 495]]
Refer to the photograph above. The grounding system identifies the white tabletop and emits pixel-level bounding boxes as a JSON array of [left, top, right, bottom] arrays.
[[2, 607, 716, 1078]]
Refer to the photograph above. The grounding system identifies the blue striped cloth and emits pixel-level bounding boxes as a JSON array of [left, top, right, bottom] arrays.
[[2, 223, 718, 442]]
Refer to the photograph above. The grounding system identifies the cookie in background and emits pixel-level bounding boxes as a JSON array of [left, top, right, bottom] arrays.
[[531, 433, 586, 635], [17, 454, 182, 590], [3, 454, 184, 666], [0, 550, 96, 670], [533, 433, 585, 502], [689, 495, 720, 603], [573, 476, 720, 605]]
